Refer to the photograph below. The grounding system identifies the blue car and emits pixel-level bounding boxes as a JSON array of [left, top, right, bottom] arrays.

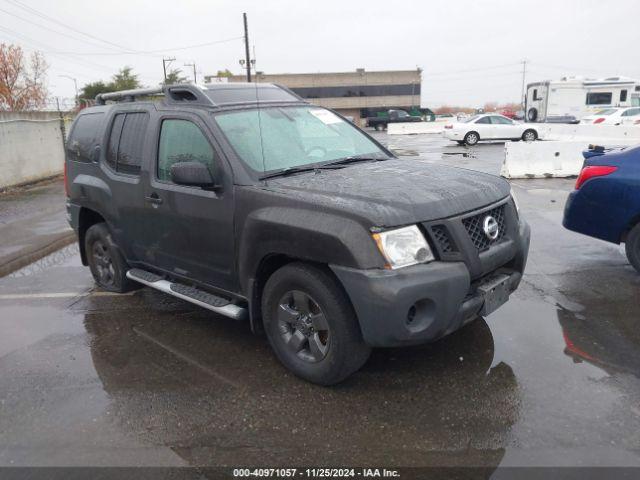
[[563, 144, 640, 272]]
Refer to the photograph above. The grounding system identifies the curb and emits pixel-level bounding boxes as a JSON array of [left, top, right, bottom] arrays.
[[0, 231, 77, 278]]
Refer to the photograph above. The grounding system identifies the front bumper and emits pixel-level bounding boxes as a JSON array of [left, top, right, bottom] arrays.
[[331, 219, 530, 347]]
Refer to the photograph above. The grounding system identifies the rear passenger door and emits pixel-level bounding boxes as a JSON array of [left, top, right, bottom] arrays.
[[101, 109, 150, 261], [139, 112, 236, 292]]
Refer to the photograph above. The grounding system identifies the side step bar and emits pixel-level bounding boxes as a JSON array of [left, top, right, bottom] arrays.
[[126, 269, 247, 321]]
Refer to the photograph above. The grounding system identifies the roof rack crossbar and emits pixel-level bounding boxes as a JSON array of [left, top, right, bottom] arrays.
[[95, 87, 163, 105]]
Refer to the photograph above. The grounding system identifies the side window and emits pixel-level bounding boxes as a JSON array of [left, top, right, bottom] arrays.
[[533, 89, 539, 101], [106, 114, 125, 170], [67, 113, 104, 162], [117, 113, 149, 175], [491, 116, 512, 125], [105, 112, 148, 175], [586, 92, 613, 105], [476, 116, 491, 124], [620, 90, 628, 102], [157, 119, 215, 182]]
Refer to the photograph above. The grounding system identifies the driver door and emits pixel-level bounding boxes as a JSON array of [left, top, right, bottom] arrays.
[[138, 112, 237, 291]]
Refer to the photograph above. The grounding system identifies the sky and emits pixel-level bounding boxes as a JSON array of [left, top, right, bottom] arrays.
[[1, 0, 639, 108]]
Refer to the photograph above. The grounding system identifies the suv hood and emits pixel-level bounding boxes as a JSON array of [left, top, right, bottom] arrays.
[[262, 159, 510, 227]]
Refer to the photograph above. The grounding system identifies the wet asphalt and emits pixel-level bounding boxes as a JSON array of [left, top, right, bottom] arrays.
[[0, 133, 639, 470]]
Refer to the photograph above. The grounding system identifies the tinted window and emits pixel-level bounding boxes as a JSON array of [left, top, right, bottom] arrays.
[[621, 90, 628, 102], [292, 84, 420, 99], [105, 112, 148, 174], [586, 92, 613, 105], [533, 89, 539, 101], [106, 114, 125, 170], [67, 113, 104, 162], [158, 120, 215, 182], [491, 116, 512, 125], [622, 108, 640, 116], [117, 113, 148, 175], [476, 116, 491, 124]]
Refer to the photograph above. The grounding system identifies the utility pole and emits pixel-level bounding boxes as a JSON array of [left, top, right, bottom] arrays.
[[185, 63, 197, 84], [162, 57, 176, 82], [243, 12, 251, 82], [520, 59, 527, 109]]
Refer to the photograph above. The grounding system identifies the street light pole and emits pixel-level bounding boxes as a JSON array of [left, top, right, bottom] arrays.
[[59, 75, 78, 105]]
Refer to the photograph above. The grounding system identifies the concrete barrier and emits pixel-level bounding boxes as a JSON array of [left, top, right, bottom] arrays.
[[387, 122, 444, 135], [0, 119, 65, 189], [500, 140, 638, 179], [536, 123, 640, 142]]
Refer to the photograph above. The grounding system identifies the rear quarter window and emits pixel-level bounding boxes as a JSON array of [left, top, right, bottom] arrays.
[[67, 112, 105, 163]]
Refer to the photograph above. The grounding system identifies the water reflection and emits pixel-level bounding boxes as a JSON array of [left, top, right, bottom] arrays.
[[83, 295, 520, 469]]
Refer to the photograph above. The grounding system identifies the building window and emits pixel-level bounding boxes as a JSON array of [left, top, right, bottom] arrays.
[[620, 90, 628, 102], [291, 83, 420, 99]]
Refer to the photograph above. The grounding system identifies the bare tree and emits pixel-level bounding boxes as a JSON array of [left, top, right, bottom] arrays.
[[0, 43, 48, 111]]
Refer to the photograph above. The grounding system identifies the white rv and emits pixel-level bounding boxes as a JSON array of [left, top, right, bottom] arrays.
[[525, 76, 640, 123]]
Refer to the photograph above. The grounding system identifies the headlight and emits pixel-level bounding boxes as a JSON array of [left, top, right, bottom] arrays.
[[372, 225, 434, 269], [510, 187, 520, 214]]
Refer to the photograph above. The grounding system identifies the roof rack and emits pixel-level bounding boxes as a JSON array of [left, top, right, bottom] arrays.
[[95, 87, 163, 105], [94, 82, 306, 107]]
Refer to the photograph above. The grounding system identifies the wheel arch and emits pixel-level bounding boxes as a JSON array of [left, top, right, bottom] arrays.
[[78, 207, 107, 265], [621, 213, 640, 243]]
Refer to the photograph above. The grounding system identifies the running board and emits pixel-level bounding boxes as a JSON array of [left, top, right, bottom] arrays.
[[126, 269, 247, 321]]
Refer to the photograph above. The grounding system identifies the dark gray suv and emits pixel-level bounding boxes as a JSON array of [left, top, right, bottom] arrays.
[[65, 83, 530, 385]]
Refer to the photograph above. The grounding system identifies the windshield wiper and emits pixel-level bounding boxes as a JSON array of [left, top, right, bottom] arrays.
[[259, 166, 318, 180], [319, 156, 389, 169]]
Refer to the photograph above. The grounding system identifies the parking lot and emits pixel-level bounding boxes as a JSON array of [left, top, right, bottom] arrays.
[[1, 133, 639, 470]]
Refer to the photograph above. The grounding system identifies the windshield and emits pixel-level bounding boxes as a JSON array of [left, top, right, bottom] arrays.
[[595, 109, 618, 115], [214, 106, 388, 173]]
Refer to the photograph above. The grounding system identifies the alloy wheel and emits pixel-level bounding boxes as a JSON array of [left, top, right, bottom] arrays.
[[92, 240, 115, 286], [277, 290, 330, 363]]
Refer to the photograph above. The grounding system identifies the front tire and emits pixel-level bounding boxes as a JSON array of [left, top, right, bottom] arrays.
[[85, 223, 139, 293], [464, 131, 479, 146], [625, 223, 640, 273], [522, 129, 538, 142], [262, 263, 371, 385]]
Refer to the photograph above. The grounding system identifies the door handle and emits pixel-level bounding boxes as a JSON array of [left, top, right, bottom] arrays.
[[145, 193, 163, 205]]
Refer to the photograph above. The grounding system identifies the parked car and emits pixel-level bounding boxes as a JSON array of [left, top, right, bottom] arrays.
[[443, 113, 538, 146], [500, 109, 517, 119], [435, 113, 457, 122], [580, 107, 640, 125], [366, 109, 421, 131], [65, 83, 530, 385], [563, 144, 640, 272]]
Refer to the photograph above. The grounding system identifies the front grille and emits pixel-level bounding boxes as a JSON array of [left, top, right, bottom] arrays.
[[431, 225, 454, 253], [462, 205, 506, 251]]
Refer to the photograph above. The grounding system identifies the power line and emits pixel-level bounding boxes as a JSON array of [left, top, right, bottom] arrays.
[[38, 36, 244, 56], [2, 0, 138, 53], [0, 5, 124, 52]]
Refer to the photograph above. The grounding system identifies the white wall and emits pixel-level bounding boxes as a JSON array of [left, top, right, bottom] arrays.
[[0, 119, 65, 189]]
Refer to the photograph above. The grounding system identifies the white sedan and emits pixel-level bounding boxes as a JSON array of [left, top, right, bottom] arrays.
[[443, 113, 538, 146], [580, 107, 640, 125]]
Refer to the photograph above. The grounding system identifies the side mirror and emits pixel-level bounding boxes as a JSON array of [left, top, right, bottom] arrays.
[[170, 162, 217, 188]]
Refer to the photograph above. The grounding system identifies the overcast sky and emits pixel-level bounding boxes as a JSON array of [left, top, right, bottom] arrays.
[[1, 0, 639, 108]]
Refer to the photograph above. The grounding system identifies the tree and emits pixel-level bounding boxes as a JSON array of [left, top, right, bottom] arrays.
[[111, 66, 140, 90], [80, 81, 114, 101], [163, 68, 188, 85], [0, 43, 48, 111], [216, 69, 233, 78], [79, 67, 142, 101]]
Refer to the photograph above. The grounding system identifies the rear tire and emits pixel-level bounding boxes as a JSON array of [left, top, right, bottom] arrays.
[[464, 131, 479, 146], [625, 223, 640, 273], [262, 262, 371, 385], [85, 223, 140, 293]]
